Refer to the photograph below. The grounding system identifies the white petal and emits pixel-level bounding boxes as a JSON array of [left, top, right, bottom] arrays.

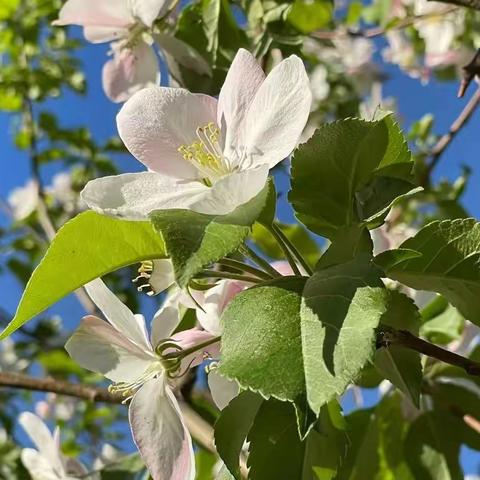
[[217, 49, 265, 166], [85, 278, 151, 351], [129, 378, 195, 480], [188, 165, 269, 215], [144, 259, 175, 295], [243, 55, 312, 169], [65, 316, 155, 383], [196, 280, 245, 335], [84, 25, 129, 43], [102, 43, 160, 103], [151, 303, 181, 348], [21, 449, 60, 480], [117, 87, 218, 178], [19, 413, 64, 475], [54, 0, 132, 28], [208, 371, 239, 410], [154, 33, 211, 76], [81, 172, 210, 220], [130, 0, 168, 27]]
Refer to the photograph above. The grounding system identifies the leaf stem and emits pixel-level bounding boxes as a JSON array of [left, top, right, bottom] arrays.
[[197, 270, 263, 284], [216, 258, 274, 281], [269, 223, 313, 276], [165, 335, 221, 361], [239, 244, 282, 278], [378, 327, 480, 376]]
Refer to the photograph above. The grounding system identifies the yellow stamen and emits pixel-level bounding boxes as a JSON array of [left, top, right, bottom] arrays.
[[178, 123, 230, 182]]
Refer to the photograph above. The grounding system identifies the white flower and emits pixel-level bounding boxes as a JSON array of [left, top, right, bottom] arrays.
[[19, 412, 90, 480], [0, 338, 28, 372], [413, 0, 465, 68], [35, 394, 76, 422], [65, 278, 219, 480], [7, 180, 39, 221], [54, 0, 167, 102], [81, 48, 311, 218], [383, 31, 426, 80]]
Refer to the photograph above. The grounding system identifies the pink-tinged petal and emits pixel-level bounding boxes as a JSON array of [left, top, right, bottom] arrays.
[[129, 378, 195, 480], [243, 55, 312, 169], [84, 25, 129, 43], [81, 172, 210, 220], [19, 413, 64, 475], [208, 371, 239, 410], [196, 280, 246, 335], [84, 279, 151, 351], [171, 328, 220, 368], [65, 316, 155, 383], [102, 43, 160, 103], [130, 0, 169, 27], [272, 261, 294, 276], [188, 164, 269, 215], [54, 0, 133, 28], [117, 87, 218, 179], [217, 49, 265, 167]]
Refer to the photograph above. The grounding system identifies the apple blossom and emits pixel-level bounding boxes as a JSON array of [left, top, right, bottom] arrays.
[[81, 48, 311, 218], [54, 0, 210, 102], [19, 412, 91, 480], [65, 278, 220, 480], [7, 180, 39, 221]]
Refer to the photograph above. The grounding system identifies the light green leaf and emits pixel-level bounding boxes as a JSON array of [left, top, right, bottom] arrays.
[[214, 391, 263, 480], [150, 183, 270, 287], [376, 292, 423, 407], [219, 277, 307, 403], [286, 0, 332, 33], [1, 212, 166, 339], [420, 304, 464, 345], [375, 218, 480, 326], [289, 115, 416, 238], [301, 256, 388, 414]]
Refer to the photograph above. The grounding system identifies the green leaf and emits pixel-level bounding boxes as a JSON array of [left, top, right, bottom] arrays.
[[301, 256, 388, 414], [247, 399, 326, 480], [1, 212, 165, 339], [0, 0, 19, 20], [289, 115, 416, 238], [404, 413, 462, 480], [214, 391, 263, 479], [338, 394, 412, 480], [150, 183, 270, 287], [219, 277, 307, 403], [316, 225, 372, 270], [286, 0, 332, 33], [375, 218, 480, 326], [420, 304, 464, 345], [375, 292, 423, 407]]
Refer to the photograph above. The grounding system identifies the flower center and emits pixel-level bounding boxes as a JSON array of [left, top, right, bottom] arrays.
[[108, 361, 163, 401], [178, 122, 230, 184]]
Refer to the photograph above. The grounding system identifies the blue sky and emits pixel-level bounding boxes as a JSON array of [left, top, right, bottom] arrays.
[[1, 26, 479, 472]]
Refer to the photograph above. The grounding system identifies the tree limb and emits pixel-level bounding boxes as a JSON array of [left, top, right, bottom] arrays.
[[432, 0, 480, 10], [420, 88, 480, 186], [0, 372, 216, 454], [378, 327, 480, 376]]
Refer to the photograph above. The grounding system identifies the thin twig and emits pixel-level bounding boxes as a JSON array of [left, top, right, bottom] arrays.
[[0, 372, 217, 454], [313, 6, 458, 40], [239, 244, 282, 278], [421, 88, 480, 186], [197, 270, 263, 284], [378, 327, 480, 376], [216, 258, 274, 281]]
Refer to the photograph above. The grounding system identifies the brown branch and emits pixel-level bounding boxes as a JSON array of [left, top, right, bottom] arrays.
[[0, 372, 216, 454], [378, 327, 480, 376], [420, 88, 480, 186]]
